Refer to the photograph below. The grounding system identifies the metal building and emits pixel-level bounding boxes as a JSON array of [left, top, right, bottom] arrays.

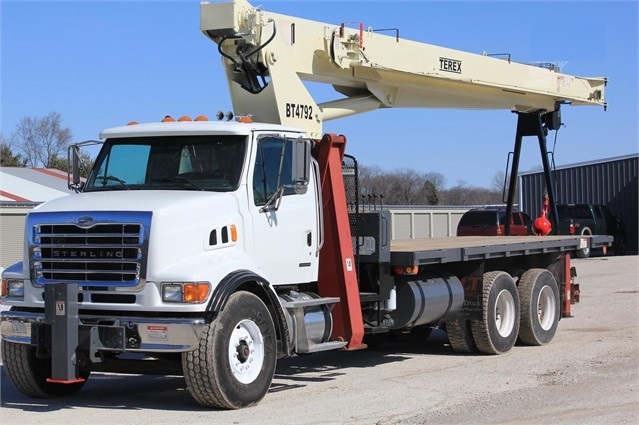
[[0, 167, 74, 268], [519, 153, 638, 254]]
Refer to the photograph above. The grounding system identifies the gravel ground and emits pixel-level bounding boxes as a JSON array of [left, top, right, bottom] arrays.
[[1, 255, 637, 424]]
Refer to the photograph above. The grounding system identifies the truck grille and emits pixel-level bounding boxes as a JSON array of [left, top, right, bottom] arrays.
[[29, 211, 152, 287]]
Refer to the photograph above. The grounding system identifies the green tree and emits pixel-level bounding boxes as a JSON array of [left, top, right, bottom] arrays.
[[48, 151, 94, 177], [0, 133, 26, 166]]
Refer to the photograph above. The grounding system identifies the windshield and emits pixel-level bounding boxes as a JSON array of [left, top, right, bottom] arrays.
[[84, 135, 247, 192]]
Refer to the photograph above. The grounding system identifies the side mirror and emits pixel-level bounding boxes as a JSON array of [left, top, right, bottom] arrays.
[[67, 144, 83, 191], [291, 138, 311, 193], [67, 140, 101, 192]]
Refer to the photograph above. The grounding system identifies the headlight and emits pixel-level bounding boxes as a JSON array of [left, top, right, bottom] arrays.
[[161, 282, 211, 303], [1, 279, 25, 299]]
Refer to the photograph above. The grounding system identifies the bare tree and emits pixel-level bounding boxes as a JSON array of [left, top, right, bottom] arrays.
[[492, 170, 507, 193], [424, 171, 447, 194], [12, 112, 72, 168], [358, 166, 443, 206]]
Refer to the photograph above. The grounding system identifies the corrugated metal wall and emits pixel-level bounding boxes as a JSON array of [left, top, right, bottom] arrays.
[[0, 204, 35, 268], [519, 154, 638, 254]]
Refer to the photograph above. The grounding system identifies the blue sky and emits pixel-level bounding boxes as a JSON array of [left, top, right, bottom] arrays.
[[1, 1, 637, 188]]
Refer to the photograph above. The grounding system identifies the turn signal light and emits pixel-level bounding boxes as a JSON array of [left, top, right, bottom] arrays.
[[184, 283, 211, 303]]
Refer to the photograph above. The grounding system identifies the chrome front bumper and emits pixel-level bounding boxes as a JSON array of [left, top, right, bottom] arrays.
[[0, 309, 207, 353]]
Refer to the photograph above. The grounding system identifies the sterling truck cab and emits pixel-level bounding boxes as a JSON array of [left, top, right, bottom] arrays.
[[80, 118, 320, 288]]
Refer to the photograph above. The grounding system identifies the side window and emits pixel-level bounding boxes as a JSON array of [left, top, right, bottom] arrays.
[[253, 137, 295, 206]]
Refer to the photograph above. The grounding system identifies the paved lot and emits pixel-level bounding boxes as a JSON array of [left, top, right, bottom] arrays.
[[1, 255, 638, 424]]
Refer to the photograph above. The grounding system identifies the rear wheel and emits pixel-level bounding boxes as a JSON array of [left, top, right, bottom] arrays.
[[1, 339, 89, 397], [445, 319, 478, 354], [183, 291, 277, 409], [613, 232, 627, 256], [517, 268, 560, 345], [471, 271, 520, 354]]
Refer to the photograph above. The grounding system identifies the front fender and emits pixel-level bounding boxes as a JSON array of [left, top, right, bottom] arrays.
[[208, 269, 292, 357]]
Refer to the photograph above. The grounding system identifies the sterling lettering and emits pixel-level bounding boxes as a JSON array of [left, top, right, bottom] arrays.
[[52, 249, 124, 258]]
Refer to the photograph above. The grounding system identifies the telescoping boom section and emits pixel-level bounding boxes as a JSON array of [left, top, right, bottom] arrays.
[[201, 0, 606, 138]]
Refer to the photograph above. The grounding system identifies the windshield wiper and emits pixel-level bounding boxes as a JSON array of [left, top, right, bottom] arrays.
[[153, 176, 204, 191], [96, 175, 128, 187]]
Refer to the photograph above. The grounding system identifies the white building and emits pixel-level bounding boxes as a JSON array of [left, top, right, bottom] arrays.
[[0, 167, 74, 268]]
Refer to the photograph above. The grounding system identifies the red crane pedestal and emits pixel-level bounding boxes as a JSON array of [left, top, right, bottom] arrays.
[[313, 133, 366, 350]]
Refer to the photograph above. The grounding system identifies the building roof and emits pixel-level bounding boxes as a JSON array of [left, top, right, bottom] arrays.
[[518, 153, 639, 176], [0, 167, 73, 202]]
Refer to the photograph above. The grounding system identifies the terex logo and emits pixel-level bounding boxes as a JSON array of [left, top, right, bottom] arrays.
[[439, 57, 462, 74]]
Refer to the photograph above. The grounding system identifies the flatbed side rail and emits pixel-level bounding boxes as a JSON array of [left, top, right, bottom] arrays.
[[390, 235, 613, 266]]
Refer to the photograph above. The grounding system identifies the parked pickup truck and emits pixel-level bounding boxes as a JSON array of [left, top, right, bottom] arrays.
[[556, 203, 627, 258]]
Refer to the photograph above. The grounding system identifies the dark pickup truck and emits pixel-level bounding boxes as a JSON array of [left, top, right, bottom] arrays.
[[556, 203, 627, 258]]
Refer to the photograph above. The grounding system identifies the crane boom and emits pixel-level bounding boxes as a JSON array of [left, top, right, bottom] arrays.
[[201, 0, 606, 137]]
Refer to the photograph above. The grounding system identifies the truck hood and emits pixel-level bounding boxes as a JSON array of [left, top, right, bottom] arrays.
[[27, 190, 246, 283], [30, 190, 238, 214]]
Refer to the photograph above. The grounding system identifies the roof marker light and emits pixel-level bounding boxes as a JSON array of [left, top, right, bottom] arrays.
[[236, 115, 253, 123], [127, 121, 139, 126], [178, 115, 192, 122], [162, 115, 176, 122], [194, 115, 209, 121]]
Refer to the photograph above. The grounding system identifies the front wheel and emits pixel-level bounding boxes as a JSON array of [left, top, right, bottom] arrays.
[[1, 339, 89, 398], [517, 268, 560, 346], [183, 291, 277, 409], [471, 271, 520, 355]]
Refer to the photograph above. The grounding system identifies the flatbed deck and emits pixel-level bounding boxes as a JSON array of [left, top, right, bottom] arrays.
[[390, 235, 613, 265]]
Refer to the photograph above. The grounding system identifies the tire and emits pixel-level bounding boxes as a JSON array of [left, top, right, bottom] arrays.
[[471, 271, 520, 355], [183, 291, 277, 409], [1, 339, 89, 398], [445, 319, 478, 354], [517, 269, 560, 346], [575, 227, 592, 258], [613, 232, 627, 256]]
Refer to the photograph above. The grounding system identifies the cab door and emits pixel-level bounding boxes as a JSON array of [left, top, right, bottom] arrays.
[[247, 133, 320, 285]]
